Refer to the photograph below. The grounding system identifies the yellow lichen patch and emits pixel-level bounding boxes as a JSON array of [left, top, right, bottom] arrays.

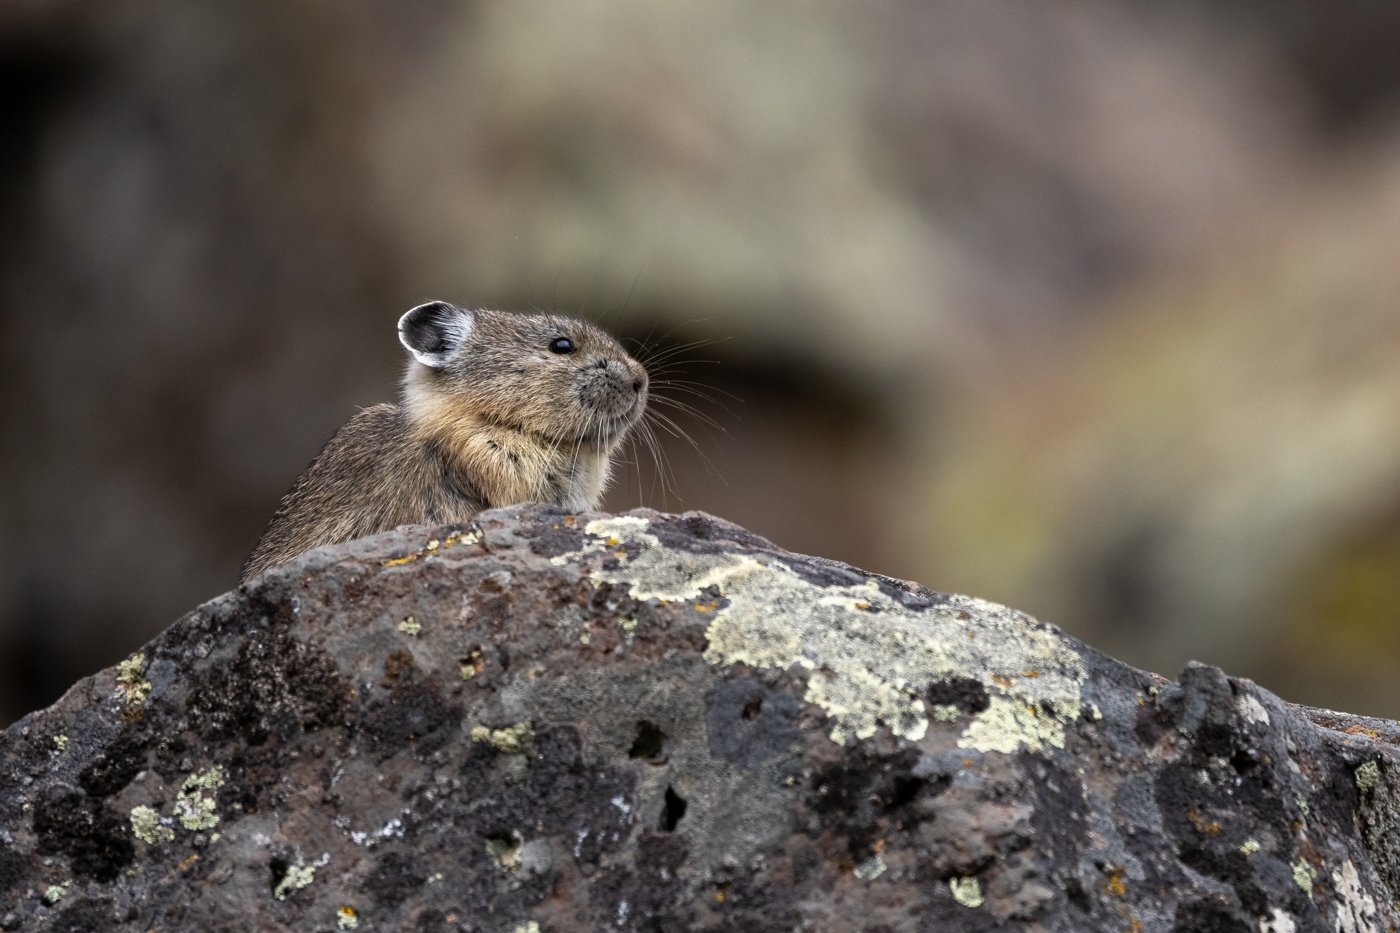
[[116, 653, 152, 708], [949, 876, 983, 907], [52, 734, 68, 753], [959, 697, 1065, 754], [1239, 839, 1261, 855], [470, 722, 534, 753], [1291, 858, 1317, 898], [554, 516, 1087, 752], [460, 649, 485, 680], [805, 664, 928, 744], [337, 906, 360, 930], [1356, 759, 1381, 794], [274, 861, 317, 901], [397, 616, 422, 636], [1103, 865, 1126, 896], [130, 805, 175, 844], [382, 527, 484, 567], [486, 832, 524, 871], [930, 704, 961, 723], [174, 766, 225, 831]]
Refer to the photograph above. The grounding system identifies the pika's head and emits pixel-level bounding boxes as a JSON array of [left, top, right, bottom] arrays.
[[398, 301, 648, 446]]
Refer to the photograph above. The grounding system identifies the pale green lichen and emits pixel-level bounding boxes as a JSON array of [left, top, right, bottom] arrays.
[[1291, 858, 1317, 898], [930, 704, 962, 722], [1356, 760, 1381, 794], [336, 906, 360, 930], [42, 882, 70, 905], [397, 616, 421, 636], [1239, 839, 1260, 856], [949, 876, 983, 907], [555, 517, 1086, 750], [52, 734, 68, 753], [512, 923, 542, 933], [960, 696, 1066, 754], [130, 805, 175, 843], [853, 855, 887, 880], [115, 653, 152, 706], [274, 861, 317, 901], [486, 832, 524, 871], [175, 767, 225, 831], [471, 722, 534, 753]]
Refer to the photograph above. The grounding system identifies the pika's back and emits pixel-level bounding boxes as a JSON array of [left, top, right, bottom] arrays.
[[241, 301, 648, 581]]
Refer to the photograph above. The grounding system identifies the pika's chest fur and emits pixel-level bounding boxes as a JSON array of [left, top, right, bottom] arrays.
[[241, 301, 647, 583], [411, 390, 612, 513]]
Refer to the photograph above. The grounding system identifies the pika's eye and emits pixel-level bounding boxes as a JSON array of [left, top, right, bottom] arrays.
[[548, 337, 575, 355]]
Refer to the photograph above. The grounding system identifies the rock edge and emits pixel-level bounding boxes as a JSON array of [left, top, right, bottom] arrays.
[[2, 505, 1399, 932]]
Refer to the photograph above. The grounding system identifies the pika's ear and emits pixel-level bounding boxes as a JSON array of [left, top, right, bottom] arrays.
[[398, 301, 475, 368]]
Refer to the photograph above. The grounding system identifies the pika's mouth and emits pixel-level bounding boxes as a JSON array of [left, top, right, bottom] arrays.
[[581, 397, 644, 444]]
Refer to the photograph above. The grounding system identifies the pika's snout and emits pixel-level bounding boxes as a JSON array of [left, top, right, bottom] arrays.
[[577, 355, 648, 433]]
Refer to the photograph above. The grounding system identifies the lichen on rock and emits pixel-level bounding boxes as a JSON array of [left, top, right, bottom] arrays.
[[1, 504, 1398, 931], [557, 515, 1086, 750]]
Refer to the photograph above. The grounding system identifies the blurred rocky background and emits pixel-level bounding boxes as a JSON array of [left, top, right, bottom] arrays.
[[3, 1, 1398, 726]]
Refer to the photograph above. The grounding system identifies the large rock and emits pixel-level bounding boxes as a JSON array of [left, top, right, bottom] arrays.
[[1, 505, 1397, 931]]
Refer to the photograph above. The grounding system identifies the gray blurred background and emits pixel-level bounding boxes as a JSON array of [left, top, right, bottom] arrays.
[[4, 1, 1400, 726]]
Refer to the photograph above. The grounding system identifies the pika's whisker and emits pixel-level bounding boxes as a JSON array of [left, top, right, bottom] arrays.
[[242, 301, 650, 582]]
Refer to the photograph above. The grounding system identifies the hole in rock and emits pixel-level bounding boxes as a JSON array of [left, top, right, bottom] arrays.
[[267, 856, 289, 895], [885, 775, 926, 810], [628, 720, 667, 763], [660, 786, 687, 832], [741, 697, 763, 720]]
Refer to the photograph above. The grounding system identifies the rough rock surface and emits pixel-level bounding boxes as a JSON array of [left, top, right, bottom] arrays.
[[2, 505, 1399, 932]]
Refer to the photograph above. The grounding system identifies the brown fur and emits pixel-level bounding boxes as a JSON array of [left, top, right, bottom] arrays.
[[241, 305, 647, 582]]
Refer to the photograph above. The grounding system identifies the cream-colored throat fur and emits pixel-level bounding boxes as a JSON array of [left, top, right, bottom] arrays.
[[403, 373, 612, 511]]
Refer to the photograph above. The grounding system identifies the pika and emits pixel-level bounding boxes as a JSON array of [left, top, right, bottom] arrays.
[[241, 301, 648, 582]]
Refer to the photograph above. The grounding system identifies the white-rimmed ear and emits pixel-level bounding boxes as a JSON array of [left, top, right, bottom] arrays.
[[398, 301, 475, 368]]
